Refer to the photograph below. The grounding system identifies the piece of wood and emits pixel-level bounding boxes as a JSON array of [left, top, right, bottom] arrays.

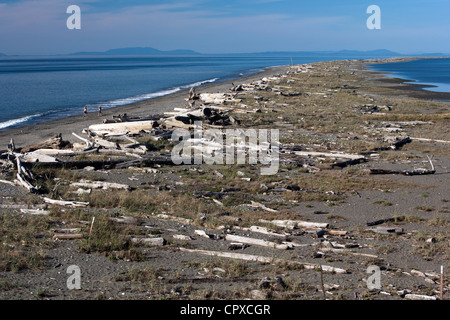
[[404, 294, 437, 301], [20, 134, 71, 153], [8, 139, 16, 153], [89, 135, 119, 149], [234, 225, 288, 238], [72, 132, 95, 150], [178, 248, 347, 274], [52, 233, 83, 240], [88, 120, 157, 135], [173, 234, 192, 241], [25, 159, 123, 170], [411, 137, 450, 144], [131, 237, 165, 246], [109, 216, 138, 224], [249, 201, 277, 213], [20, 209, 50, 215], [52, 228, 81, 233], [325, 229, 348, 236], [16, 157, 39, 193], [71, 180, 131, 191], [155, 214, 193, 225], [32, 149, 76, 156], [370, 155, 435, 176], [225, 234, 289, 250], [368, 226, 404, 235], [20, 152, 59, 163], [331, 157, 366, 169], [293, 151, 363, 160], [390, 137, 412, 150], [228, 243, 248, 250], [319, 247, 378, 259], [0, 204, 47, 209], [259, 219, 329, 230], [43, 197, 89, 208], [0, 179, 16, 186], [367, 216, 405, 226], [374, 137, 412, 151], [194, 230, 213, 239]]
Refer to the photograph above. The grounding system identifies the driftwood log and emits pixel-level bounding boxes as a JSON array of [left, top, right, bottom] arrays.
[[20, 134, 71, 153], [178, 248, 347, 274], [370, 156, 435, 176], [225, 234, 289, 250]]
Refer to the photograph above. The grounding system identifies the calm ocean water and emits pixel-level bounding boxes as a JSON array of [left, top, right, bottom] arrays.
[[2, 54, 447, 130], [368, 58, 450, 93]]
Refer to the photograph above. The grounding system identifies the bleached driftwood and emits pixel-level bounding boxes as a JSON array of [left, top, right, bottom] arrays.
[[88, 135, 119, 149], [88, 120, 157, 135], [319, 247, 378, 259], [43, 197, 89, 208], [131, 237, 165, 246], [178, 248, 347, 274], [52, 233, 83, 240], [325, 229, 348, 236], [248, 201, 277, 213], [0, 204, 47, 209], [155, 214, 193, 225], [411, 137, 450, 144], [293, 151, 364, 160], [259, 219, 329, 230], [225, 234, 289, 250], [16, 157, 38, 193], [199, 93, 228, 104], [72, 132, 95, 150], [20, 209, 50, 215], [20, 152, 59, 163], [33, 149, 75, 156], [173, 234, 192, 241], [404, 294, 437, 301], [70, 179, 131, 191], [234, 225, 288, 238], [0, 179, 16, 186], [367, 226, 404, 235], [194, 230, 213, 239]]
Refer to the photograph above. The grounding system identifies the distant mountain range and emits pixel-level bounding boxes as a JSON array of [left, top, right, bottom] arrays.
[[70, 47, 200, 56], [0, 48, 448, 57]]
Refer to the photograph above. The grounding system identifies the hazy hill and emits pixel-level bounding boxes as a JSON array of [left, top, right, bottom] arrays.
[[71, 47, 200, 56]]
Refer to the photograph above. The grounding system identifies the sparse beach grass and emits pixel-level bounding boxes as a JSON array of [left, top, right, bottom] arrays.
[[0, 58, 448, 300]]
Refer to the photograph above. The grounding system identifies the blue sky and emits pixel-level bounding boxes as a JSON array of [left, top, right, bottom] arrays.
[[0, 0, 449, 55]]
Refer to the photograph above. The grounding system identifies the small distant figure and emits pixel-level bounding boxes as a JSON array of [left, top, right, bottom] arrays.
[[83, 106, 88, 117], [98, 106, 102, 116]]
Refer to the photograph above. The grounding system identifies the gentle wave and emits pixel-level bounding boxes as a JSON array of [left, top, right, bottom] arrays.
[[86, 78, 219, 110], [0, 113, 44, 130]]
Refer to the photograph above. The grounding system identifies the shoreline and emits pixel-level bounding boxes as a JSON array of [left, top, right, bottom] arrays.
[[1, 56, 449, 149], [0, 65, 290, 148], [361, 57, 450, 101]]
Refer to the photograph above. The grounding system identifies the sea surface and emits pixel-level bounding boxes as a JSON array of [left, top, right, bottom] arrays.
[[2, 53, 445, 130], [368, 58, 450, 93]]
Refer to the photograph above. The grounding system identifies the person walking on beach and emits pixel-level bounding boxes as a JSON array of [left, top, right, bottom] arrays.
[[98, 106, 102, 116], [83, 106, 88, 117]]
